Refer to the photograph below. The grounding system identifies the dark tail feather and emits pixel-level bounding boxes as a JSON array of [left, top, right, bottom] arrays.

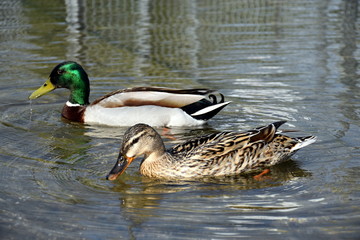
[[181, 93, 230, 120], [250, 121, 287, 143], [272, 120, 287, 130]]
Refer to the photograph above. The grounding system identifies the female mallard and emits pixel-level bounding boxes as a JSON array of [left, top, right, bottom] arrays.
[[29, 61, 230, 127], [107, 121, 316, 180]]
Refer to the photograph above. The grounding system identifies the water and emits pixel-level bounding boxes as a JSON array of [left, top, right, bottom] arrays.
[[1, 0, 359, 239]]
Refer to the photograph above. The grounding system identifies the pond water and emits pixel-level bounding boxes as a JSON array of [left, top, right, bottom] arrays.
[[1, 0, 359, 239]]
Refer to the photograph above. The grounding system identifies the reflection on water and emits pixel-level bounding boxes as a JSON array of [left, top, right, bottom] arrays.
[[337, 0, 360, 140], [64, 0, 83, 61], [108, 160, 310, 238], [0, 0, 359, 239]]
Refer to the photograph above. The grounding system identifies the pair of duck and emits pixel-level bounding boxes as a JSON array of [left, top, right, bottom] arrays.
[[29, 61, 316, 180]]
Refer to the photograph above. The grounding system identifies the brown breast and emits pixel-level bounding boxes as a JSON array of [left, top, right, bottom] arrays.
[[61, 104, 86, 123]]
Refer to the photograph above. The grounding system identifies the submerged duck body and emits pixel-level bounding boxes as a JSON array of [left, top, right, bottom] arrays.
[[107, 121, 316, 180], [29, 61, 230, 127]]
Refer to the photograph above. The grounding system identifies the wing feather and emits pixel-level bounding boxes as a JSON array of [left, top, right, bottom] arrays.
[[172, 121, 286, 164], [91, 87, 214, 108]]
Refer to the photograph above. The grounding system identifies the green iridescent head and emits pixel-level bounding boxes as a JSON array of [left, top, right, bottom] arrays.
[[29, 61, 90, 105]]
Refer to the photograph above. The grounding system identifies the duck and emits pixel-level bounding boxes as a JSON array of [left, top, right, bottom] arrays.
[[29, 61, 230, 127], [106, 121, 316, 180]]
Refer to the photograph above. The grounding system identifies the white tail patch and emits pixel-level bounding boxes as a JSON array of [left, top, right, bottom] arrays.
[[292, 136, 317, 151]]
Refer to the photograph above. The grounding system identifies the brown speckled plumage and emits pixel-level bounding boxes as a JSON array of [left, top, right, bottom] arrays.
[[107, 121, 316, 180]]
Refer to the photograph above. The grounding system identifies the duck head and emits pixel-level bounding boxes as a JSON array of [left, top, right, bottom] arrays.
[[29, 61, 90, 105], [106, 123, 165, 181]]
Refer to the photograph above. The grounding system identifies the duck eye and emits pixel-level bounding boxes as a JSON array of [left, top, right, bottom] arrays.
[[57, 69, 65, 75], [131, 137, 140, 145]]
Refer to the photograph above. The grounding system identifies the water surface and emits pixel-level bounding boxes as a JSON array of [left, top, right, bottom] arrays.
[[1, 0, 359, 239]]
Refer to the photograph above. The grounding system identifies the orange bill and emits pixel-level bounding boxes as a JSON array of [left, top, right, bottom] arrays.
[[106, 154, 135, 181]]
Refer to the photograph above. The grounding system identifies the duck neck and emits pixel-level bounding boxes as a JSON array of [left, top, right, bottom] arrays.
[[141, 148, 172, 178], [68, 73, 90, 106], [69, 85, 90, 106]]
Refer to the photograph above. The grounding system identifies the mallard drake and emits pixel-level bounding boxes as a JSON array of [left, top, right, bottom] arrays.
[[106, 121, 316, 180], [29, 61, 230, 127]]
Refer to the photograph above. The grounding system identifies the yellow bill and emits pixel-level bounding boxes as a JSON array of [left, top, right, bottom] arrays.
[[29, 78, 56, 100]]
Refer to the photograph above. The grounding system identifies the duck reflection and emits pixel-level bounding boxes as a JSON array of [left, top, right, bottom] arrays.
[[47, 121, 92, 163], [109, 159, 310, 229], [29, 121, 97, 204]]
